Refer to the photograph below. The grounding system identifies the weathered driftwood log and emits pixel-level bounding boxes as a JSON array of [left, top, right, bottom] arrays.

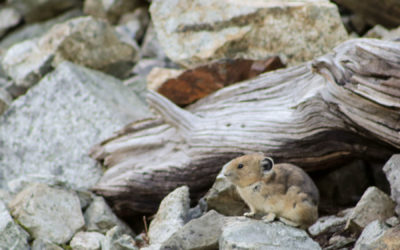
[[90, 39, 400, 216]]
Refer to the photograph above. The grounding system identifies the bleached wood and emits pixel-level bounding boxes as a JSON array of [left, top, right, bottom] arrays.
[[90, 39, 400, 215]]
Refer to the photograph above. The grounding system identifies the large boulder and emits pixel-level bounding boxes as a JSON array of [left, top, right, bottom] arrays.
[[150, 0, 348, 67], [0, 201, 30, 250], [9, 183, 84, 244], [0, 62, 149, 192], [2, 16, 139, 89]]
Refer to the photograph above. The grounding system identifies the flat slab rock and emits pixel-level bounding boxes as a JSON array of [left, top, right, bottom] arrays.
[[150, 0, 348, 67], [0, 61, 149, 192]]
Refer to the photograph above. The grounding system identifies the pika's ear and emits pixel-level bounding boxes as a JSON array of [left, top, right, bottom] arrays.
[[261, 157, 274, 171]]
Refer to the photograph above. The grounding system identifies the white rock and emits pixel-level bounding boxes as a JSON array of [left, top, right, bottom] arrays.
[[383, 154, 400, 214], [220, 220, 321, 250], [116, 7, 150, 42], [84, 196, 134, 236], [31, 239, 63, 250], [345, 186, 395, 232], [70, 231, 105, 250], [146, 67, 184, 91], [150, 0, 348, 67], [0, 62, 149, 193], [148, 186, 190, 245], [0, 7, 21, 38], [102, 226, 138, 250], [308, 215, 347, 236], [9, 183, 84, 244], [353, 220, 389, 250], [0, 201, 30, 250]]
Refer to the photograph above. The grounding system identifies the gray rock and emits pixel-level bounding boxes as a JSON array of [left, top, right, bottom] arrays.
[[325, 235, 355, 250], [308, 215, 347, 236], [220, 220, 321, 250], [84, 196, 134, 236], [84, 0, 142, 24], [31, 239, 63, 250], [2, 16, 139, 89], [70, 231, 105, 250], [383, 154, 400, 214], [9, 183, 84, 244], [0, 9, 83, 50], [0, 6, 21, 38], [0, 201, 30, 250], [385, 216, 400, 227], [148, 186, 190, 245], [132, 58, 171, 77], [161, 210, 227, 250], [123, 75, 147, 103], [116, 7, 150, 43], [0, 62, 149, 192], [353, 220, 389, 250], [140, 22, 168, 60], [0, 87, 12, 115], [204, 172, 248, 216], [150, 0, 348, 67], [76, 190, 94, 211], [8, 0, 81, 23], [345, 186, 396, 233], [102, 226, 138, 250], [2, 38, 53, 88]]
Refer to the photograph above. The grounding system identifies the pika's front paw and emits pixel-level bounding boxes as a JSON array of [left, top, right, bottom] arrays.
[[244, 212, 256, 218], [262, 213, 276, 222]]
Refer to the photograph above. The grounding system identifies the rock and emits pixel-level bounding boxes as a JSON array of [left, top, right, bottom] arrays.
[[84, 0, 142, 24], [0, 62, 149, 192], [102, 226, 138, 250], [155, 57, 285, 106], [0, 9, 83, 50], [133, 59, 173, 77], [386, 216, 400, 227], [365, 25, 400, 40], [204, 172, 248, 216], [70, 231, 105, 250], [220, 220, 321, 250], [84, 196, 134, 236], [76, 190, 94, 210], [353, 220, 389, 250], [123, 75, 147, 103], [326, 235, 355, 250], [116, 7, 150, 43], [383, 154, 400, 214], [161, 210, 227, 250], [0, 201, 30, 250], [0, 87, 12, 115], [146, 67, 184, 91], [148, 186, 190, 245], [2, 16, 139, 89], [0, 6, 21, 38], [139, 22, 168, 60], [9, 183, 84, 244], [150, 0, 348, 67], [31, 239, 63, 250], [345, 186, 396, 233], [308, 215, 347, 236], [9, 0, 81, 23], [2, 38, 53, 88]]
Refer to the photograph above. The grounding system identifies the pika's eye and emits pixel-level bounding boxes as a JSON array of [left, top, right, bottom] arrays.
[[237, 164, 244, 169]]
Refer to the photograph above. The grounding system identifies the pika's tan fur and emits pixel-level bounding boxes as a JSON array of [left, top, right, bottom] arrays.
[[223, 154, 319, 229]]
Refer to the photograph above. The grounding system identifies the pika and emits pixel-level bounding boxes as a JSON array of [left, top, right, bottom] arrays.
[[223, 154, 319, 229]]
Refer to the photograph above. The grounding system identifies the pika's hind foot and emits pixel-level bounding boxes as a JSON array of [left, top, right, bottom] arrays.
[[262, 213, 276, 222], [279, 217, 300, 228]]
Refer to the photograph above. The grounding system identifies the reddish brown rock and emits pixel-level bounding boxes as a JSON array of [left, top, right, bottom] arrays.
[[157, 57, 285, 106]]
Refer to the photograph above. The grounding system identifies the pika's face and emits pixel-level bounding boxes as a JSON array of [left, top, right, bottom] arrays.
[[223, 154, 274, 188]]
